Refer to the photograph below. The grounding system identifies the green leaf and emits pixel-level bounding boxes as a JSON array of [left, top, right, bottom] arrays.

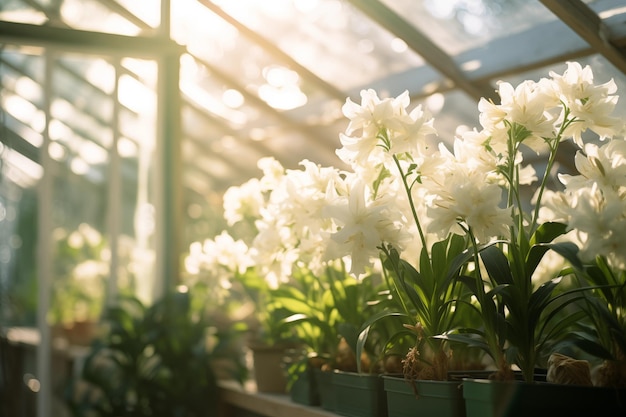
[[533, 241, 582, 271], [529, 222, 567, 246], [480, 245, 513, 285], [528, 277, 561, 316], [435, 332, 490, 353], [566, 332, 614, 360], [355, 311, 408, 373]]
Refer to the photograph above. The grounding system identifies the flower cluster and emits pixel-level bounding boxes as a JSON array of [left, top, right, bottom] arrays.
[[545, 140, 626, 269], [186, 62, 626, 382], [325, 63, 622, 268]]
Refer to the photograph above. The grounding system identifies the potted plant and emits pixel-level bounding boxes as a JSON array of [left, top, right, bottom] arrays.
[[322, 88, 481, 417], [64, 289, 247, 417], [277, 263, 393, 415], [50, 223, 108, 346], [185, 230, 300, 393], [429, 63, 626, 416], [185, 157, 368, 396], [185, 155, 396, 403], [529, 127, 626, 414], [317, 61, 626, 417]]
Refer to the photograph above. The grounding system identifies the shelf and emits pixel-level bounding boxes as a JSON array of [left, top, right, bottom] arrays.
[[218, 380, 337, 417]]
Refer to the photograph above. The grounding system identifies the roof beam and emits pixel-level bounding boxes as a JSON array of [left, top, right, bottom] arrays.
[[0, 21, 182, 58], [540, 0, 626, 74], [345, 0, 498, 103]]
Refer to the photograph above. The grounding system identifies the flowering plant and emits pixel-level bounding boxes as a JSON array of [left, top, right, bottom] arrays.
[[188, 61, 626, 385], [544, 134, 626, 387], [322, 62, 624, 383], [431, 62, 622, 383], [185, 157, 389, 370]]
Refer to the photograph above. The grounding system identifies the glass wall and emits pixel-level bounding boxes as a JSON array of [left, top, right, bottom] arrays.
[[0, 45, 160, 417]]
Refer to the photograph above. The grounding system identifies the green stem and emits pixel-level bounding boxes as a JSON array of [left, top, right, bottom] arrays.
[[463, 225, 509, 377], [392, 154, 428, 251], [529, 106, 574, 233]]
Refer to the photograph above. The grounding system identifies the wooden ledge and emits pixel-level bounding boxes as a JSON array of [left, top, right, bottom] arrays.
[[218, 380, 337, 417]]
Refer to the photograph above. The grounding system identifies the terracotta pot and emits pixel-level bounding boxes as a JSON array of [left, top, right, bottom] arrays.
[[249, 344, 290, 393]]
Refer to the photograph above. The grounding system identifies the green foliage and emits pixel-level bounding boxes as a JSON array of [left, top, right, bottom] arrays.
[[276, 264, 390, 375], [235, 268, 301, 346], [569, 256, 626, 363], [446, 222, 588, 382], [65, 291, 247, 417], [355, 234, 475, 379]]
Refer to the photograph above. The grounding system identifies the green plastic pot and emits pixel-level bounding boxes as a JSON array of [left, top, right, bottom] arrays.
[[313, 368, 337, 411], [289, 366, 320, 406], [463, 378, 626, 417], [383, 375, 465, 417], [333, 371, 387, 417]]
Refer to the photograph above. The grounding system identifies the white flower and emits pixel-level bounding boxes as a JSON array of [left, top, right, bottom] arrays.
[[549, 61, 621, 146], [322, 178, 407, 277], [567, 186, 626, 269], [553, 137, 626, 269], [336, 132, 385, 168], [337, 89, 436, 170], [387, 103, 437, 157], [257, 156, 285, 191], [185, 231, 253, 276], [223, 178, 265, 226], [342, 89, 407, 138], [426, 162, 511, 243], [479, 79, 556, 154], [250, 218, 299, 286], [560, 140, 626, 193]]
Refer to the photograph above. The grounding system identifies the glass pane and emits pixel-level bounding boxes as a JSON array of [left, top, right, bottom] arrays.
[[0, 0, 161, 35], [204, 0, 427, 92], [0, 46, 43, 328], [48, 54, 110, 336], [116, 57, 158, 304], [382, 0, 555, 55], [0, 46, 44, 417]]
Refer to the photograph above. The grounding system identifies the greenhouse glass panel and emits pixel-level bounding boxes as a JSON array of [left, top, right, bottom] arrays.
[[0, 0, 161, 35], [0, 44, 160, 417]]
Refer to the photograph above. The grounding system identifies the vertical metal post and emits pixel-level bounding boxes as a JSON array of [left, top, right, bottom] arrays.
[[106, 59, 122, 306], [155, 49, 182, 297], [160, 0, 171, 38], [36, 48, 54, 417]]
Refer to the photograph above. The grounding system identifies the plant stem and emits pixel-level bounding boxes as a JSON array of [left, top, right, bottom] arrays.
[[393, 154, 428, 251]]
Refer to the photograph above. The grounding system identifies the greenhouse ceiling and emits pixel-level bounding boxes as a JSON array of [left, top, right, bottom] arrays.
[[2, 0, 626, 205]]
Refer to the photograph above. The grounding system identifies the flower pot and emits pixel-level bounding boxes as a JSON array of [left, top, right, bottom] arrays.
[[383, 375, 465, 417], [333, 371, 387, 417], [463, 378, 626, 417], [289, 366, 320, 406], [249, 344, 289, 393], [55, 320, 99, 346], [313, 368, 337, 411]]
